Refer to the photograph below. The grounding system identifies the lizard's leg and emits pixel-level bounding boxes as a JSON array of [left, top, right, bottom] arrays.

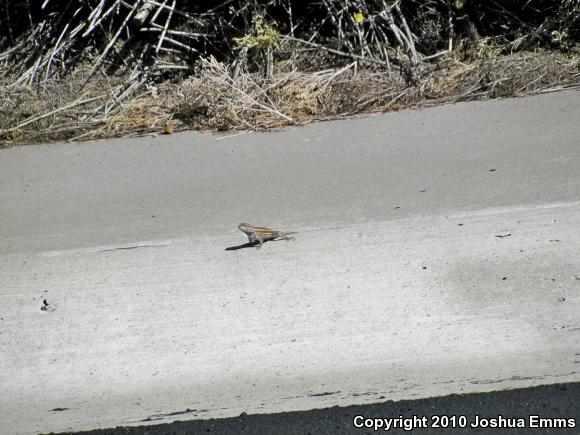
[[255, 236, 264, 249]]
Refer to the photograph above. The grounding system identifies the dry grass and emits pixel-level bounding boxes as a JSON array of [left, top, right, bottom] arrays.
[[1, 49, 579, 147]]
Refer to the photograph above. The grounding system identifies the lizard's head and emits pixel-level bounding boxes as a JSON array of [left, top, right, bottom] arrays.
[[238, 223, 254, 234]]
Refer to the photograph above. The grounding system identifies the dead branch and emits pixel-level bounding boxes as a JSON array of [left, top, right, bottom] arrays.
[[4, 96, 104, 132]]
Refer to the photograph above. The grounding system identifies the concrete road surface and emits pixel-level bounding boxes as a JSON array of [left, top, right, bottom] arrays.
[[1, 90, 579, 434]]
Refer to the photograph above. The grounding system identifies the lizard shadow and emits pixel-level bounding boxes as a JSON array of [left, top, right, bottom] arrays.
[[225, 240, 275, 251]]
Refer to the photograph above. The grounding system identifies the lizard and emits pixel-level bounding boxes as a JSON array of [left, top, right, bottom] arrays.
[[238, 223, 297, 249]]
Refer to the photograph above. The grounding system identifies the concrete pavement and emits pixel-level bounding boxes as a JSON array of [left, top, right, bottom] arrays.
[[1, 90, 579, 433]]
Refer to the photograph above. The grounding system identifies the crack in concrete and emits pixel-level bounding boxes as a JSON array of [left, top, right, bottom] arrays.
[[95, 244, 170, 253]]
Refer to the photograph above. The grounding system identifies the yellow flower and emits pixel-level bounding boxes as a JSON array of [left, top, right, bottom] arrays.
[[354, 12, 365, 24], [454, 0, 464, 9]]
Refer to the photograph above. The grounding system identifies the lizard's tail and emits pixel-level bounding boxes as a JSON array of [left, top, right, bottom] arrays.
[[279, 231, 297, 240]]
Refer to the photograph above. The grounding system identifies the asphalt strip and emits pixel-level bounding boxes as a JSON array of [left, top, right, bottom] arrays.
[[53, 382, 580, 435]]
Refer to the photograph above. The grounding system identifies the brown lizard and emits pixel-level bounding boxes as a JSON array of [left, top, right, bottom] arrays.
[[238, 223, 297, 249]]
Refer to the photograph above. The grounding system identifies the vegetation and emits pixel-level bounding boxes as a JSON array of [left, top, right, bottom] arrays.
[[0, 0, 579, 146]]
